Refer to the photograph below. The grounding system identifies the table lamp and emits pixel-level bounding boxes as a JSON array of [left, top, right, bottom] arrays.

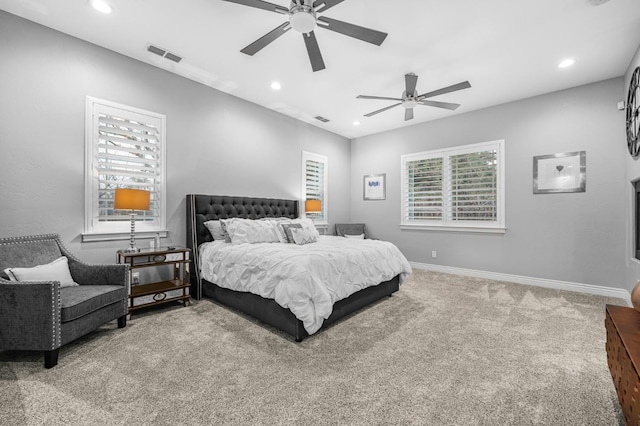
[[114, 188, 150, 253], [305, 199, 322, 219]]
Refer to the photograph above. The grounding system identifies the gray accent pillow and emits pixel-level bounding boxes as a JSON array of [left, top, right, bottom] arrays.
[[279, 223, 302, 243]]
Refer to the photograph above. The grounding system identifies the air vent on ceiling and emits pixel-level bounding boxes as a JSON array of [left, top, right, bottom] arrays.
[[146, 44, 183, 63], [315, 116, 330, 123]]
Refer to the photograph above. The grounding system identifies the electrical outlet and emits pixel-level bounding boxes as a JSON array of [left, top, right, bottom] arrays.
[[431, 251, 437, 259], [132, 272, 140, 285]]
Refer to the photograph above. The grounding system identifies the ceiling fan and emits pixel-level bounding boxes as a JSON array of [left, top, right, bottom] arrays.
[[357, 73, 472, 121], [221, 0, 388, 72]]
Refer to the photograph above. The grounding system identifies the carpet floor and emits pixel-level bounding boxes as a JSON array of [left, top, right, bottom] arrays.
[[0, 269, 627, 425]]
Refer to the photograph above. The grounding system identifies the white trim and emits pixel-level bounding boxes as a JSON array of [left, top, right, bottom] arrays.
[[84, 96, 167, 237], [410, 261, 631, 305], [401, 139, 505, 231], [301, 150, 328, 224], [400, 224, 506, 234], [81, 230, 168, 243]]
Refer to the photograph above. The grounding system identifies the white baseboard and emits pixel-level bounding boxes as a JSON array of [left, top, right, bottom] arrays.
[[410, 261, 631, 306]]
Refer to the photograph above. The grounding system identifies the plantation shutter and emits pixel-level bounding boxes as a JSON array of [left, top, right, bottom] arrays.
[[305, 158, 326, 222], [404, 157, 443, 221], [96, 112, 161, 223], [85, 97, 166, 237], [401, 140, 504, 230], [448, 149, 497, 221]]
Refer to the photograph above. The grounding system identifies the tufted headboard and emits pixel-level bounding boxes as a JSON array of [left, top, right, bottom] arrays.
[[186, 194, 299, 299]]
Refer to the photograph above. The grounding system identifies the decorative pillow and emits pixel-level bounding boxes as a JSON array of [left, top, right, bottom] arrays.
[[279, 223, 303, 243], [4, 256, 79, 287], [290, 227, 318, 245], [272, 220, 292, 243], [344, 233, 365, 239], [292, 218, 320, 238], [203, 220, 229, 241], [224, 218, 280, 244]]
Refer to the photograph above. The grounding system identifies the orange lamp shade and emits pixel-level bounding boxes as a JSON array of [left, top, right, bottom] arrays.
[[114, 188, 150, 211], [305, 199, 322, 213]]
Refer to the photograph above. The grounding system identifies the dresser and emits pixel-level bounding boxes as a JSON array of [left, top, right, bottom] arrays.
[[605, 304, 640, 425]]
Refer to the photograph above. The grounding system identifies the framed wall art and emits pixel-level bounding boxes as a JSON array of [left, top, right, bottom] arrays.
[[533, 151, 586, 194], [363, 173, 386, 200]]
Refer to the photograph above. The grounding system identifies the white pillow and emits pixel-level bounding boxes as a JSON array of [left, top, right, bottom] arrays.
[[290, 227, 318, 245], [344, 234, 365, 239], [4, 256, 79, 287], [225, 218, 281, 244]]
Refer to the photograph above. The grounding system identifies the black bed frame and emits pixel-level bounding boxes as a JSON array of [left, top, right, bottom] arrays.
[[186, 194, 399, 342]]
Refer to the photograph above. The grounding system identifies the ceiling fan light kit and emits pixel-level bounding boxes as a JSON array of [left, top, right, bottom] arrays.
[[290, 4, 317, 33], [222, 0, 388, 72]]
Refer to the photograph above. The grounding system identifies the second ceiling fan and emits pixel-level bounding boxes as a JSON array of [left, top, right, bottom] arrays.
[[358, 73, 471, 121], [222, 0, 388, 72]]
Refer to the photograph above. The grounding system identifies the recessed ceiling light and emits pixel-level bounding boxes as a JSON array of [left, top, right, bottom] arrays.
[[353, 121, 361, 126], [558, 58, 575, 69], [270, 81, 281, 90], [91, 0, 113, 14]]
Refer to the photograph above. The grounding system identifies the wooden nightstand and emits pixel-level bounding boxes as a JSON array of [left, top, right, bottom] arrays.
[[605, 304, 640, 425], [117, 247, 191, 315]]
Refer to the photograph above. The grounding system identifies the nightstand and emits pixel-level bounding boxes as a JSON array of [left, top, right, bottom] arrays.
[[116, 247, 191, 315]]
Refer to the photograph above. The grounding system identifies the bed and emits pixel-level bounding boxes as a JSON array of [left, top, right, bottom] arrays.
[[186, 194, 411, 341]]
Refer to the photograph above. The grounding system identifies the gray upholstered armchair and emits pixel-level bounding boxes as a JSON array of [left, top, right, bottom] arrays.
[[0, 234, 128, 368], [335, 223, 371, 239]]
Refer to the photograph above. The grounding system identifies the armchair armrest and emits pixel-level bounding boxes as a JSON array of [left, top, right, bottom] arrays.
[[67, 260, 128, 286], [0, 279, 61, 351]]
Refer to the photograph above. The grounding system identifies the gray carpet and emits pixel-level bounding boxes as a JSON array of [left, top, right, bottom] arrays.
[[0, 269, 626, 425]]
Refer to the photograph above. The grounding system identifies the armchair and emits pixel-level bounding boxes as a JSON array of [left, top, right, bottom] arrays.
[[335, 223, 371, 239], [0, 234, 128, 368]]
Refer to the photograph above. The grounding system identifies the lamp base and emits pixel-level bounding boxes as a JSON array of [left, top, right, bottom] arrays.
[[123, 245, 140, 253]]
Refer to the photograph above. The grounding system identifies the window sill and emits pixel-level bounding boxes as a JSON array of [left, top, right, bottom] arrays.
[[82, 230, 169, 243], [400, 224, 506, 234]]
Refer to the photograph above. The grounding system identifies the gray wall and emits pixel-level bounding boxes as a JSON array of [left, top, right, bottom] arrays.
[[0, 11, 351, 264], [351, 78, 628, 289]]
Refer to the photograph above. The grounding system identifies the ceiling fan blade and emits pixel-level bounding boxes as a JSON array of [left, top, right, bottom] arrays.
[[357, 95, 403, 101], [405, 108, 414, 121], [313, 0, 345, 13], [418, 81, 471, 99], [222, 0, 289, 14], [405, 74, 418, 95], [241, 22, 291, 56], [419, 100, 460, 110], [364, 103, 402, 117], [303, 32, 326, 72], [317, 16, 387, 46]]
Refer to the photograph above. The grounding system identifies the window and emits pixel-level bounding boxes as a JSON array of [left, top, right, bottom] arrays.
[[401, 140, 505, 233], [83, 97, 166, 241], [302, 151, 328, 225]]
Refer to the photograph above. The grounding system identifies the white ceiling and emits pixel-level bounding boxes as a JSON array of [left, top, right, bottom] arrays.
[[2, 0, 639, 139]]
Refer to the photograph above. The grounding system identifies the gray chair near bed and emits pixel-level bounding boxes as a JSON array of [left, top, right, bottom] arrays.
[[0, 234, 128, 368], [335, 223, 371, 239]]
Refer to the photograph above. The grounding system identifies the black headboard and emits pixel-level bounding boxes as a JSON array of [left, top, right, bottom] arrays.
[[186, 194, 299, 299]]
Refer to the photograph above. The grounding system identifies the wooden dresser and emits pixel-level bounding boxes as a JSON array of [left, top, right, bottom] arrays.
[[606, 304, 640, 425]]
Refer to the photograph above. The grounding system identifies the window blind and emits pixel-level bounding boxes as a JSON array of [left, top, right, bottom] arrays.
[[449, 150, 497, 221], [305, 158, 326, 222], [404, 157, 443, 221], [96, 112, 161, 223]]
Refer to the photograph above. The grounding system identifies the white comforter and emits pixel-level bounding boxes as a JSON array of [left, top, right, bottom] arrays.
[[198, 236, 412, 334]]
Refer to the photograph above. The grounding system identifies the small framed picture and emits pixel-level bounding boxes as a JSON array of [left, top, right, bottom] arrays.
[[533, 151, 586, 194], [363, 174, 386, 200]]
